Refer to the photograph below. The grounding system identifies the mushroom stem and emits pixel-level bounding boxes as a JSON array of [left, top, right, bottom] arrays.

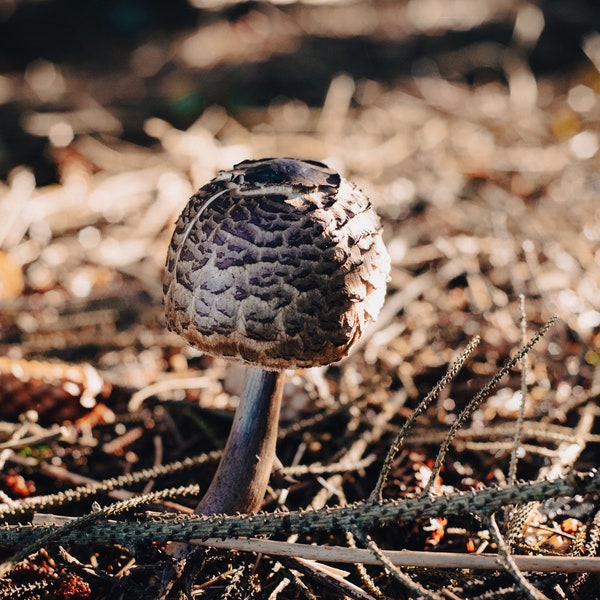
[[195, 367, 285, 515]]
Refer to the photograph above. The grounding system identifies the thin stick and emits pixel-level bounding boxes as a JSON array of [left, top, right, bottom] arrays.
[[353, 530, 443, 600], [489, 513, 550, 600], [127, 375, 212, 412], [279, 556, 376, 600], [186, 538, 600, 573], [1, 451, 220, 517], [0, 427, 65, 451], [508, 295, 528, 486]]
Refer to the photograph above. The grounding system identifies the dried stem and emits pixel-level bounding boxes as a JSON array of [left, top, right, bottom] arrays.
[[489, 513, 550, 600], [370, 335, 481, 502], [508, 294, 529, 485], [0, 484, 200, 577], [423, 315, 558, 496], [196, 537, 600, 573], [1, 470, 597, 549], [0, 451, 221, 519], [353, 529, 443, 600]]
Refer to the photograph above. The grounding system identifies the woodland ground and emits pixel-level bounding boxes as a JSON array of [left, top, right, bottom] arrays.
[[0, 1, 599, 598]]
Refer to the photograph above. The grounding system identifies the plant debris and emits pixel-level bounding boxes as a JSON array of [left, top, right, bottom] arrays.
[[0, 1, 599, 598]]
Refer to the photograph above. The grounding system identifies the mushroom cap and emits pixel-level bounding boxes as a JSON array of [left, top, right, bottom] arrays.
[[164, 158, 390, 370]]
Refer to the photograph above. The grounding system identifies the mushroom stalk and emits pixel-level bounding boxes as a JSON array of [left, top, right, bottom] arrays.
[[195, 368, 285, 515]]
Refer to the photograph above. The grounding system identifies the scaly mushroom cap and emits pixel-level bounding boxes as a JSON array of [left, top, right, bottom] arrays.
[[164, 158, 390, 369]]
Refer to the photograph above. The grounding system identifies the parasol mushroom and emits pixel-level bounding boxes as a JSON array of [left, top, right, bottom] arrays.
[[163, 157, 390, 515]]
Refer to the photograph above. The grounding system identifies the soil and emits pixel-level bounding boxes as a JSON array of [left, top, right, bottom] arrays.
[[0, 1, 599, 598]]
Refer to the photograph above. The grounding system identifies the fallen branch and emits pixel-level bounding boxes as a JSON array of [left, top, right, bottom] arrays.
[[0, 471, 597, 550]]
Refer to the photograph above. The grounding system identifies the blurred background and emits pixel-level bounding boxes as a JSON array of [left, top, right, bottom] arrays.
[[0, 0, 598, 184], [0, 0, 598, 397], [0, 0, 599, 402]]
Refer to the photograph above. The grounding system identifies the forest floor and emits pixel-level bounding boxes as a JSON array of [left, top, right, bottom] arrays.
[[0, 1, 599, 598]]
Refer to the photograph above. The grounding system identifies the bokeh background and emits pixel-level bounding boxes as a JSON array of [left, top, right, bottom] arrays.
[[0, 0, 598, 183]]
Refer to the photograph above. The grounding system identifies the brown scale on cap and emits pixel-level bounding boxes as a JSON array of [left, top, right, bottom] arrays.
[[163, 157, 390, 370]]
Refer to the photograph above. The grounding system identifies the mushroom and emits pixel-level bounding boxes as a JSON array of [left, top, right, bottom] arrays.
[[163, 157, 390, 515]]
